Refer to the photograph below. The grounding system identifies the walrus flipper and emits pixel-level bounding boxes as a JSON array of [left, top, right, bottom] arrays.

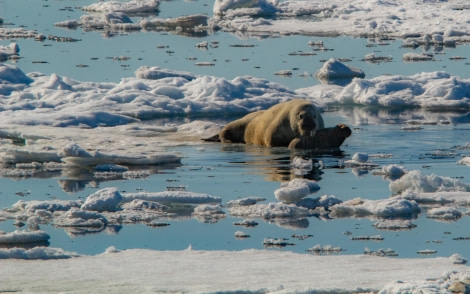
[[288, 124, 352, 150], [202, 134, 221, 142]]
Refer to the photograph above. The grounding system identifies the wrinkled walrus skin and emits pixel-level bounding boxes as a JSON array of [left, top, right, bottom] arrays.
[[203, 99, 351, 149], [220, 99, 327, 148]]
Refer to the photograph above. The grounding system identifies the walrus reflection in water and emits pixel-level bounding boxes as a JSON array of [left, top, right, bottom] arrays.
[[205, 99, 351, 150]]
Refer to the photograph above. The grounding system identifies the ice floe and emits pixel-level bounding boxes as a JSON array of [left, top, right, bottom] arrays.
[[274, 178, 320, 202], [330, 197, 420, 219], [0, 230, 50, 245], [389, 170, 470, 194]]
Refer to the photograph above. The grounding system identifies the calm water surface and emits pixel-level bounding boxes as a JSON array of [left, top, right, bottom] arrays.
[[1, 0, 470, 258]]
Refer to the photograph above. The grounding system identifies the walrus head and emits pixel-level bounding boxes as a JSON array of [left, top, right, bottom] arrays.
[[294, 105, 323, 137]]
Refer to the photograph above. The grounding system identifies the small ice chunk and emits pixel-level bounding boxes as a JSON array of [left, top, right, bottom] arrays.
[[81, 188, 123, 212], [0, 230, 50, 244], [315, 58, 365, 81], [427, 207, 462, 221], [450, 253, 468, 264], [275, 178, 319, 203], [234, 231, 250, 238]]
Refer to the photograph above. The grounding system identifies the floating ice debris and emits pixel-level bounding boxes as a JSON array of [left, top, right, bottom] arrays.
[[226, 197, 266, 206], [124, 190, 221, 204], [0, 247, 80, 260], [351, 235, 384, 241], [344, 152, 379, 169], [229, 202, 309, 219], [0, 230, 50, 245], [146, 221, 170, 227], [274, 70, 292, 76], [306, 244, 344, 253], [54, 208, 108, 228], [291, 234, 313, 240], [12, 199, 83, 213], [0, 43, 19, 62], [213, 0, 279, 16], [195, 41, 208, 48], [371, 164, 407, 179], [364, 248, 398, 257], [399, 190, 470, 206], [457, 156, 470, 166], [82, 0, 160, 13], [417, 249, 437, 255], [330, 197, 420, 219], [192, 204, 225, 223], [233, 219, 259, 227], [402, 53, 434, 62], [362, 53, 392, 64], [262, 238, 295, 247], [81, 187, 123, 212], [373, 220, 416, 231], [135, 65, 195, 80], [450, 254, 468, 265], [275, 178, 320, 203], [389, 170, 470, 194], [60, 143, 181, 167], [315, 58, 365, 83], [296, 194, 343, 210], [234, 231, 250, 238], [291, 156, 313, 169], [426, 207, 462, 221]]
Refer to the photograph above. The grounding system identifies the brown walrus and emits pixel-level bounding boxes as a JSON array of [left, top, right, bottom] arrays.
[[204, 99, 351, 149]]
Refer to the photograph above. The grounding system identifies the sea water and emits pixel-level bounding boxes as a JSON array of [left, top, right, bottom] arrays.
[[1, 0, 470, 258]]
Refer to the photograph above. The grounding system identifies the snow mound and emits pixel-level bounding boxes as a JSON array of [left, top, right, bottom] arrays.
[[315, 58, 365, 83]]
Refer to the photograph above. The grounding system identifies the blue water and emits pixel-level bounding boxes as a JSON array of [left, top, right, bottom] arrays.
[[1, 0, 470, 258]]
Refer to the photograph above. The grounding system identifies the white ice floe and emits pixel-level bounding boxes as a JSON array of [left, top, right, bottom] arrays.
[[426, 206, 463, 221], [226, 196, 266, 206], [0, 42, 19, 62], [192, 204, 225, 223], [315, 58, 365, 83], [330, 197, 420, 219], [373, 219, 416, 231], [80, 188, 123, 212], [457, 156, 470, 166], [344, 152, 379, 169], [0, 246, 79, 260], [123, 190, 221, 204], [229, 202, 309, 219], [372, 164, 407, 179], [82, 0, 160, 13], [60, 143, 181, 167], [389, 170, 470, 194], [274, 178, 320, 202], [321, 71, 470, 109], [0, 230, 50, 244]]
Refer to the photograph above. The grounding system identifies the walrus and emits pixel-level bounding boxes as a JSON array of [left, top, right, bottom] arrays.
[[204, 99, 351, 149]]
